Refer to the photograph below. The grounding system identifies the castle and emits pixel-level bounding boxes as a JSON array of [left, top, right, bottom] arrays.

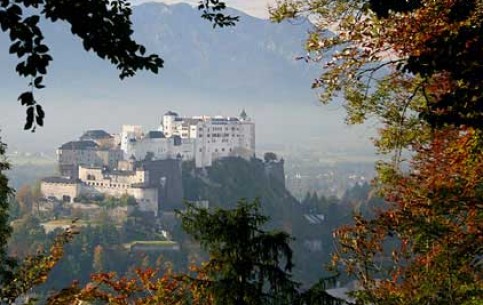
[[41, 111, 255, 215], [122, 110, 255, 167]]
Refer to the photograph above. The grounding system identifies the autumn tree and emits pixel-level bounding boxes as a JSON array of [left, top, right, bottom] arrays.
[[270, 0, 483, 304], [46, 267, 212, 305], [334, 128, 483, 305], [271, 0, 482, 156], [1, 223, 77, 304]]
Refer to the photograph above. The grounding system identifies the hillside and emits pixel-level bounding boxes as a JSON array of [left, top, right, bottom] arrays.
[[182, 157, 349, 284]]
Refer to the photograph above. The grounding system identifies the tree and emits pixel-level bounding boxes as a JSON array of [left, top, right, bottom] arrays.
[[15, 185, 32, 215], [178, 199, 299, 305], [0, 1, 237, 301], [333, 128, 482, 305], [46, 200, 300, 305], [270, 1, 482, 304], [0, 136, 15, 282], [270, 0, 482, 155], [0, 0, 237, 131], [46, 267, 205, 305], [1, 223, 77, 304], [263, 152, 278, 162]]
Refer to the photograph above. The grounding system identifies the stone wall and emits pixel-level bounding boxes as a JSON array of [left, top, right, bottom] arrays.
[[41, 181, 80, 203], [137, 159, 184, 211]]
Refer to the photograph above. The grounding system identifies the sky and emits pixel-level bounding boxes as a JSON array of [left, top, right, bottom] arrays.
[[129, 0, 276, 18]]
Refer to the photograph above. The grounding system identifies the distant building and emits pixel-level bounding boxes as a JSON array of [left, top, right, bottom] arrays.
[[79, 165, 158, 215], [123, 111, 255, 167], [57, 134, 123, 178], [45, 111, 255, 215], [41, 176, 81, 203], [41, 158, 184, 216], [79, 129, 116, 148]]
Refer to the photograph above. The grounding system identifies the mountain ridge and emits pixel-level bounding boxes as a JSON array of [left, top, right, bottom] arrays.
[[0, 2, 373, 158]]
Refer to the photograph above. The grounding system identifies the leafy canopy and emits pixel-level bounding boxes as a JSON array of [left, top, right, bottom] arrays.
[[271, 0, 482, 155], [270, 1, 483, 304]]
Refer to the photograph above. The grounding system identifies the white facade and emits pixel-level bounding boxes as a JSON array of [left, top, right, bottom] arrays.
[[120, 125, 143, 156], [122, 111, 255, 168]]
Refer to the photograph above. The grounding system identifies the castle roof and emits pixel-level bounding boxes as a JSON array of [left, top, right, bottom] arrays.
[[146, 131, 165, 139], [182, 118, 201, 126], [165, 111, 178, 116], [80, 129, 112, 140], [59, 141, 98, 150]]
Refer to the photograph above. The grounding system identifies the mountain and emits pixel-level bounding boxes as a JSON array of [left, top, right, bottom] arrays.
[[0, 2, 374, 157]]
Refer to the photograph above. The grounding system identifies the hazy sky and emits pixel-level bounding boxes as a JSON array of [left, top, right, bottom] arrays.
[[130, 0, 276, 18]]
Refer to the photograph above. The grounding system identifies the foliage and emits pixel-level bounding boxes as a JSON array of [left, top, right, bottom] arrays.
[[1, 224, 77, 304], [100, 194, 137, 209], [0, 0, 236, 131], [271, 1, 483, 304], [178, 199, 300, 305], [46, 267, 210, 305], [182, 158, 350, 284], [263, 152, 278, 162], [333, 128, 483, 305], [8, 214, 46, 258], [198, 0, 239, 28], [270, 0, 482, 155], [0, 136, 15, 282], [46, 200, 299, 305]]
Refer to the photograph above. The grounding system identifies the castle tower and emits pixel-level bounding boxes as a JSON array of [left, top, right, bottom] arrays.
[[162, 111, 178, 137], [240, 109, 248, 121]]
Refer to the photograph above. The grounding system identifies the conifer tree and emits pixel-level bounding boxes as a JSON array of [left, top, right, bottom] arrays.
[[178, 199, 300, 305]]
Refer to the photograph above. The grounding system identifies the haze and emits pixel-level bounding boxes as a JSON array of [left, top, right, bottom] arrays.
[[0, 1, 376, 160]]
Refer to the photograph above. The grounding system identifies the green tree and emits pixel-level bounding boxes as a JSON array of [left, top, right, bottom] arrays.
[[178, 199, 299, 305], [263, 152, 278, 162], [0, 136, 15, 282]]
